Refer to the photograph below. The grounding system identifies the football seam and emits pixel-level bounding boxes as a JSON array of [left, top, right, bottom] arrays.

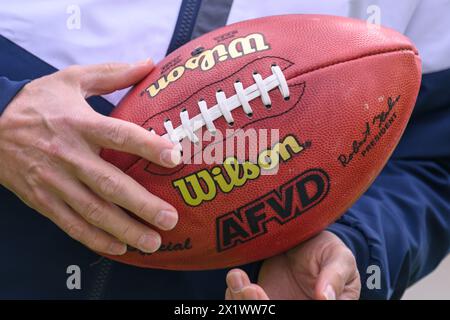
[[294, 46, 417, 79]]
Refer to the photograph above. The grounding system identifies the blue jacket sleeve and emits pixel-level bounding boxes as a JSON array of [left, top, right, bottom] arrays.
[[328, 160, 450, 299], [0, 76, 30, 115]]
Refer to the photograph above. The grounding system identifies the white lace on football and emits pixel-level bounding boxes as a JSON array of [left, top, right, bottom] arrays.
[[162, 65, 289, 145]]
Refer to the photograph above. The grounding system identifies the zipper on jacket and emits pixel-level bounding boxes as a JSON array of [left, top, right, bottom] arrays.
[[166, 0, 203, 55], [88, 258, 113, 300]]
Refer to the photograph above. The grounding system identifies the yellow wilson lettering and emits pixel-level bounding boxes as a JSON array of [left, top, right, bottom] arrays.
[[172, 135, 305, 207], [145, 33, 270, 98]]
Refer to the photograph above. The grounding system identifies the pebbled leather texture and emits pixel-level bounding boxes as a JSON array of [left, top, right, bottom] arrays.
[[101, 14, 422, 270]]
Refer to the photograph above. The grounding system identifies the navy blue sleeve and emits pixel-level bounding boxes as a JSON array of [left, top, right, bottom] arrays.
[[0, 35, 114, 116], [0, 77, 30, 115], [327, 69, 450, 300], [328, 160, 450, 299]]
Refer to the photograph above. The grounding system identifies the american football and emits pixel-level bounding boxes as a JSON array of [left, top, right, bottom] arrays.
[[101, 14, 421, 270]]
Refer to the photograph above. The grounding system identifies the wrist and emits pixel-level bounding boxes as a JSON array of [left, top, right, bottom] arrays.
[[0, 77, 30, 116]]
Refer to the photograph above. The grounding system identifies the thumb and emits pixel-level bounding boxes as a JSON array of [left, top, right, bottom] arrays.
[[74, 59, 154, 97], [314, 246, 357, 300]]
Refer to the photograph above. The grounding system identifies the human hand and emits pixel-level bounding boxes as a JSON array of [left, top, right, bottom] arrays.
[[225, 231, 361, 300], [0, 60, 181, 256]]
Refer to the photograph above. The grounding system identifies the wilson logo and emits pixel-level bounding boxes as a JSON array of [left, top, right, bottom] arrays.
[[172, 135, 306, 207], [145, 33, 270, 98], [216, 169, 330, 252]]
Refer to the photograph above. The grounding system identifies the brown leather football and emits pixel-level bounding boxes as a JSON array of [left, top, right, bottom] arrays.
[[101, 14, 421, 270]]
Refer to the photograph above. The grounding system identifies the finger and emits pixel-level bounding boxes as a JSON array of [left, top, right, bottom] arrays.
[[339, 276, 361, 300], [255, 286, 270, 300], [85, 113, 181, 167], [35, 191, 127, 255], [49, 171, 163, 253], [226, 269, 251, 294], [315, 246, 358, 300], [72, 59, 154, 97], [241, 284, 270, 300], [338, 268, 361, 300], [228, 284, 269, 300], [74, 154, 178, 231], [225, 288, 232, 300], [226, 269, 268, 300]]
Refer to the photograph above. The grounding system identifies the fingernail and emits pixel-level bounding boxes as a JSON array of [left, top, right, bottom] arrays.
[[323, 285, 336, 300], [108, 242, 127, 255], [155, 210, 178, 230], [133, 58, 152, 66], [138, 234, 161, 253], [160, 148, 182, 167], [228, 272, 244, 293]]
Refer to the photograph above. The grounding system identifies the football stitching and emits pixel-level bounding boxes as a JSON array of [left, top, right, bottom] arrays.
[[143, 82, 306, 176], [125, 47, 416, 174], [297, 47, 416, 78], [140, 55, 295, 128]]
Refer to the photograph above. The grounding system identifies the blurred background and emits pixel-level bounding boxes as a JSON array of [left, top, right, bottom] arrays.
[[403, 254, 450, 300]]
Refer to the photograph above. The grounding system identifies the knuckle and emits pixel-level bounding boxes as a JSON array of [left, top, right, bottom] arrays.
[[135, 201, 155, 220], [46, 139, 67, 160], [77, 112, 99, 132], [120, 224, 134, 242], [120, 222, 148, 250], [337, 266, 347, 278], [26, 162, 54, 187], [83, 200, 108, 225], [338, 246, 356, 265], [66, 223, 85, 241], [53, 114, 77, 129], [33, 138, 51, 155], [96, 173, 122, 198], [26, 162, 45, 184], [87, 230, 107, 252], [66, 224, 105, 253], [100, 63, 117, 74], [26, 190, 52, 213], [331, 266, 347, 283], [33, 192, 50, 208], [49, 143, 78, 165], [106, 122, 129, 148], [61, 65, 83, 79], [35, 135, 76, 164]]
